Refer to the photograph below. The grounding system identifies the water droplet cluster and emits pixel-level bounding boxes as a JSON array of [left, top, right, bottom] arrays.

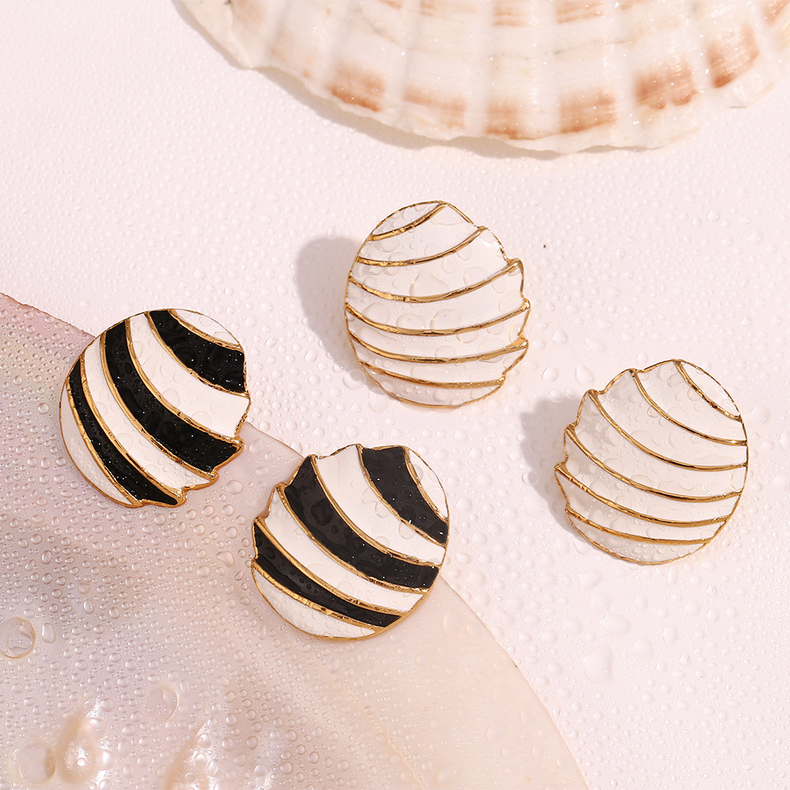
[[0, 296, 584, 788]]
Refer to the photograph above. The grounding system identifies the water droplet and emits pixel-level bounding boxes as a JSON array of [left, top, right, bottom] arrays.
[[57, 714, 100, 784], [13, 738, 56, 785], [582, 646, 613, 684], [146, 684, 179, 722], [0, 616, 36, 659], [435, 764, 457, 785], [227, 479, 243, 494], [217, 551, 235, 567]]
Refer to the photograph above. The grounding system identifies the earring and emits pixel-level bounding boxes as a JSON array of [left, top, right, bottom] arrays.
[[344, 201, 530, 408], [60, 308, 250, 507], [60, 309, 450, 639], [251, 443, 449, 639], [555, 359, 748, 564]]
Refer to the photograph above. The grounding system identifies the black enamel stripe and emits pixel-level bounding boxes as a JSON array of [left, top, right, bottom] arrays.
[[149, 310, 245, 393], [361, 447, 448, 545], [67, 359, 178, 506], [283, 461, 439, 590], [253, 525, 399, 629], [103, 322, 239, 473]]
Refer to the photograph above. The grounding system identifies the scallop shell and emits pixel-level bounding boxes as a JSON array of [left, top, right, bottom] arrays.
[[345, 201, 529, 407], [60, 309, 251, 507], [555, 359, 748, 564], [253, 443, 449, 639], [183, 0, 790, 151]]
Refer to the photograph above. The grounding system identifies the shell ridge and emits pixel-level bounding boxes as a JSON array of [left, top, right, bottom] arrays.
[[556, 463, 728, 529], [632, 368, 746, 445], [349, 329, 528, 365], [565, 506, 713, 547], [348, 259, 522, 304], [369, 201, 446, 239], [674, 360, 742, 420], [591, 391, 745, 472], [564, 425, 741, 504], [357, 225, 486, 266], [346, 301, 528, 336]]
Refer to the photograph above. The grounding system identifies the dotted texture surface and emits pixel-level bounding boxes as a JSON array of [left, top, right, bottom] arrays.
[[0, 295, 585, 790], [1, 2, 790, 788]]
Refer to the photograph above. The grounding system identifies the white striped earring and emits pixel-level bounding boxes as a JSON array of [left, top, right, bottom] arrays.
[[344, 200, 531, 408], [251, 444, 449, 640], [59, 309, 250, 508], [555, 359, 749, 564]]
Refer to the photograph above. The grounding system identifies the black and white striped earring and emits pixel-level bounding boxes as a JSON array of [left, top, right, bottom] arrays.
[[60, 309, 449, 639], [59, 308, 250, 508], [251, 444, 449, 639]]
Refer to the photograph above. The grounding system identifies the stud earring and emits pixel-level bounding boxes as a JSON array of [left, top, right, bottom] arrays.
[[555, 359, 748, 564], [60, 308, 250, 507], [251, 443, 450, 639], [344, 201, 530, 408]]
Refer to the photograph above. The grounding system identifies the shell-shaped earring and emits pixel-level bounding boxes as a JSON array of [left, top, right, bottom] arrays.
[[251, 443, 450, 639], [345, 201, 530, 408], [60, 308, 250, 507], [555, 359, 748, 564]]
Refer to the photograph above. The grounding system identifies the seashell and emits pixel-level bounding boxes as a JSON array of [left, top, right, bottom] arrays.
[[2, 293, 588, 788], [59, 308, 251, 507], [345, 201, 530, 407], [555, 359, 748, 564], [183, 0, 790, 151], [252, 443, 449, 638]]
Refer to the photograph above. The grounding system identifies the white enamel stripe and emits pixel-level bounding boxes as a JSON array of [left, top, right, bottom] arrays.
[[366, 371, 501, 406], [677, 361, 741, 419], [359, 204, 476, 263], [406, 449, 449, 520], [261, 494, 424, 613], [563, 442, 741, 522], [252, 567, 375, 639], [313, 446, 446, 565], [352, 337, 527, 385], [172, 309, 242, 348], [573, 399, 747, 497], [127, 313, 249, 437], [346, 269, 526, 333], [60, 385, 132, 505], [597, 374, 747, 468], [81, 339, 208, 493], [567, 513, 707, 564], [352, 231, 511, 298], [557, 470, 724, 543], [370, 201, 440, 238], [347, 310, 527, 359], [637, 365, 746, 442]]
